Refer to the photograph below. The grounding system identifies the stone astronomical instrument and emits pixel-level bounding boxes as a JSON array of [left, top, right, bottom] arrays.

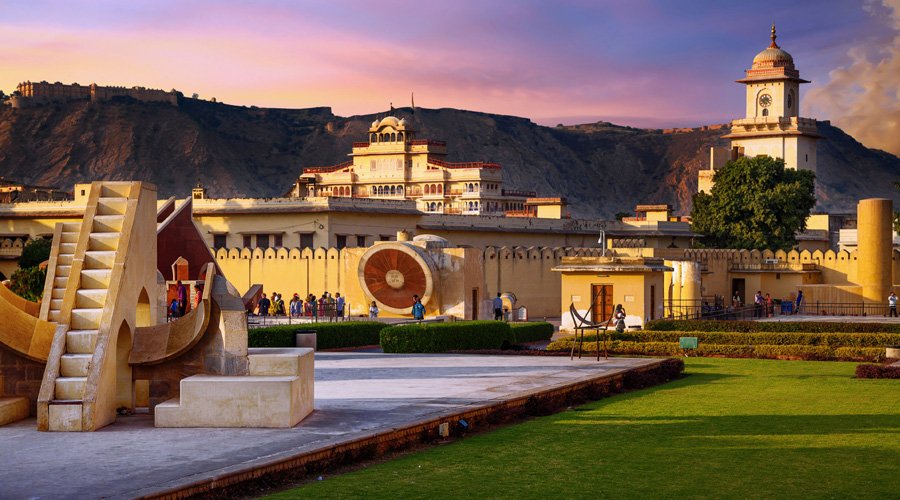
[[358, 242, 438, 314]]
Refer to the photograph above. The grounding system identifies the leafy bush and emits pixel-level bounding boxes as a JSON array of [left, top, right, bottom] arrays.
[[249, 321, 388, 349], [510, 322, 555, 343], [855, 363, 900, 379], [645, 320, 900, 334], [546, 339, 884, 362], [18, 238, 52, 269], [381, 321, 514, 353], [9, 266, 46, 302], [609, 331, 900, 348]]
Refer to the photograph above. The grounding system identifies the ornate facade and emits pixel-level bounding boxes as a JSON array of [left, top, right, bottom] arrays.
[[291, 116, 534, 215], [11, 81, 179, 107]]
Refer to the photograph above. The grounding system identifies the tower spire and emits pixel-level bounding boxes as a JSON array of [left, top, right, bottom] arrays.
[[769, 23, 779, 48]]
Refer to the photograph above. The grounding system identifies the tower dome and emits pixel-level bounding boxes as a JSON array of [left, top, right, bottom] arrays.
[[751, 24, 795, 70]]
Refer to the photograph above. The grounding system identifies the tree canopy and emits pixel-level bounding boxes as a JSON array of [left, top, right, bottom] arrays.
[[18, 237, 52, 268], [691, 156, 816, 250]]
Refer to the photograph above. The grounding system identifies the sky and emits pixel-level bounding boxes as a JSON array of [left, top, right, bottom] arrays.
[[1, 0, 898, 154]]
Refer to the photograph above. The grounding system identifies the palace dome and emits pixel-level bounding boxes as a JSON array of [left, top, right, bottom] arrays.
[[751, 24, 794, 69], [378, 116, 401, 128]]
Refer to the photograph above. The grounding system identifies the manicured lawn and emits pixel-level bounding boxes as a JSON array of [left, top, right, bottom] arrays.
[[269, 358, 899, 498]]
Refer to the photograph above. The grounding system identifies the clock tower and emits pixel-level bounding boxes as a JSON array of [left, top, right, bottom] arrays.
[[699, 25, 820, 193]]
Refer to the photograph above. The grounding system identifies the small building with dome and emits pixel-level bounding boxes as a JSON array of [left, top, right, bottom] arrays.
[[290, 116, 536, 215], [699, 25, 820, 193]]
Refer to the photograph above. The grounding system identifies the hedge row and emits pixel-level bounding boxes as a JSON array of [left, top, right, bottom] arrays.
[[855, 363, 900, 379], [546, 339, 885, 362], [509, 322, 555, 343], [609, 331, 900, 348], [381, 321, 514, 353], [248, 321, 388, 349], [646, 319, 900, 334]]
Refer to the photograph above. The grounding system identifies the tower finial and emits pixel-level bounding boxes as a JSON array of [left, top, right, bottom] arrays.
[[769, 23, 779, 48]]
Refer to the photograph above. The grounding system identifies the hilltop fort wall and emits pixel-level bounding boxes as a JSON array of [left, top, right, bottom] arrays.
[[11, 81, 179, 108]]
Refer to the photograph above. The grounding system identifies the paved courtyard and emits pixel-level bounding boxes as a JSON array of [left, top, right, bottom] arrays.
[[0, 352, 661, 499]]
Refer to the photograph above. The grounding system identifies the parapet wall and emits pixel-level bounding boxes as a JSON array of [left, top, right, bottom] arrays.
[[13, 81, 178, 106]]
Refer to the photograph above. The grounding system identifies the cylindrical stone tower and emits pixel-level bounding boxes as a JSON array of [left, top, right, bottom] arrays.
[[671, 261, 682, 317], [857, 198, 893, 304], [681, 261, 702, 317]]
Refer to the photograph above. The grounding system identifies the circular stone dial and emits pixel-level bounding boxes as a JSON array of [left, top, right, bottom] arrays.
[[362, 248, 428, 309]]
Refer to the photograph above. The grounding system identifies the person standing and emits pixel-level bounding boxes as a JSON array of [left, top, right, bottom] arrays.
[[754, 291, 764, 318], [335, 293, 345, 319], [412, 294, 425, 320], [493, 293, 503, 321], [732, 291, 742, 309], [309, 294, 318, 322], [889, 291, 898, 318], [257, 293, 270, 318], [765, 293, 774, 318], [169, 298, 180, 321], [194, 286, 203, 308], [794, 290, 804, 315], [614, 304, 627, 333], [369, 300, 379, 319], [290, 293, 301, 318], [176, 280, 188, 317]]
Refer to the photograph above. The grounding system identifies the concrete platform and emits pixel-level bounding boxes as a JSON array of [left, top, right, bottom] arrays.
[[0, 352, 668, 499]]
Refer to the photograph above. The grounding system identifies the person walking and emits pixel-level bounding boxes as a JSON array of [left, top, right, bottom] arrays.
[[765, 293, 774, 318], [169, 298, 180, 321], [274, 293, 286, 316], [411, 294, 425, 320], [257, 293, 270, 318], [369, 300, 379, 319], [493, 293, 503, 321], [289, 293, 301, 317], [754, 291, 764, 318], [794, 290, 804, 315], [309, 294, 318, 322], [889, 291, 898, 317]]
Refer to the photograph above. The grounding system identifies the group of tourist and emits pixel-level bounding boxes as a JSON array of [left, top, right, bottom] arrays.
[[168, 280, 202, 321], [255, 291, 346, 319]]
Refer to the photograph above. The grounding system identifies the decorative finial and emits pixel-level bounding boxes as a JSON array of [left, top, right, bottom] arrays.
[[769, 23, 779, 48]]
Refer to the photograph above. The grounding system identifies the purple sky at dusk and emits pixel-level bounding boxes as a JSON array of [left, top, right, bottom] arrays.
[[1, 0, 898, 149]]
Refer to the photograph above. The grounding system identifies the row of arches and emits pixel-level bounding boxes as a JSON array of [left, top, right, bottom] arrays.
[[426, 202, 444, 212], [423, 184, 443, 195], [370, 132, 405, 143], [370, 185, 404, 196]]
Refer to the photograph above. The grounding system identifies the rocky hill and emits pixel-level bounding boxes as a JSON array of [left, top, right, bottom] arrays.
[[0, 97, 897, 218]]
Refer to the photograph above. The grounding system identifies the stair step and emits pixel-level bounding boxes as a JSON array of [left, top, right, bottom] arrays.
[[76, 289, 107, 309], [96, 198, 128, 216], [52, 287, 66, 300], [57, 254, 73, 266], [80, 269, 111, 289], [71, 308, 103, 330], [66, 330, 99, 354], [60, 354, 92, 377], [53, 276, 68, 288], [61, 222, 81, 232], [60, 242, 77, 254], [100, 184, 131, 198], [60, 231, 80, 244], [84, 250, 116, 270], [48, 310, 62, 322], [49, 298, 64, 311], [56, 265, 72, 277], [87, 233, 120, 252], [92, 215, 125, 233], [55, 377, 86, 400]]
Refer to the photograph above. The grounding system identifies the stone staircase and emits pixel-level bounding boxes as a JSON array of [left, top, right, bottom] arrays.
[[42, 183, 136, 431]]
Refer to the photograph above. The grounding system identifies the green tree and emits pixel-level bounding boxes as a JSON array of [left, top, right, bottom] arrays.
[[691, 156, 816, 250], [18, 237, 52, 268], [9, 266, 46, 302]]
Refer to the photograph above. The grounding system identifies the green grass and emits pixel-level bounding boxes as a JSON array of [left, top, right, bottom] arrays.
[[268, 358, 900, 499]]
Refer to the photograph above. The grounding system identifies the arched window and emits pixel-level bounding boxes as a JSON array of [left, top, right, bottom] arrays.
[[425, 185, 431, 195], [377, 186, 383, 195], [391, 133, 396, 142], [397, 132, 403, 142], [437, 184, 442, 194], [390, 186, 396, 195], [762, 108, 769, 117], [397, 186, 404, 195], [371, 133, 377, 142], [437, 202, 443, 211]]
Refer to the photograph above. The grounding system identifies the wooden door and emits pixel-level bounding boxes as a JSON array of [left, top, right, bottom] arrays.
[[591, 284, 613, 323], [472, 288, 479, 320]]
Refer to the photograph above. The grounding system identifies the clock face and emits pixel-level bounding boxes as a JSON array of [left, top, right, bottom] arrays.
[[759, 94, 773, 108]]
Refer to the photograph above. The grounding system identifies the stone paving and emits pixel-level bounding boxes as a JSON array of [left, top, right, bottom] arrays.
[[0, 352, 660, 499]]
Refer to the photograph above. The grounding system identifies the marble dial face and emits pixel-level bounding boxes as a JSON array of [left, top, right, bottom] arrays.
[[362, 248, 427, 309], [759, 93, 773, 108]]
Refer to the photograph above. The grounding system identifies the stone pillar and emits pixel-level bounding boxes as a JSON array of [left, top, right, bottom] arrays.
[[671, 261, 682, 318], [681, 261, 701, 317], [857, 198, 893, 304]]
